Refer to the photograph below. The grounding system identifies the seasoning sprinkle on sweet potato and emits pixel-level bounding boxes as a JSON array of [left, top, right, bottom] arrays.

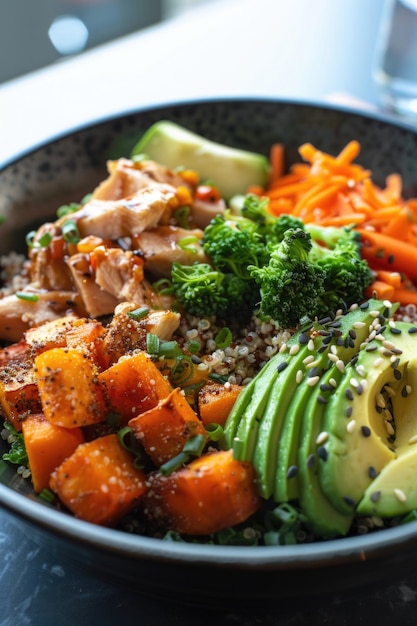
[[49, 433, 148, 526], [144, 449, 261, 535]]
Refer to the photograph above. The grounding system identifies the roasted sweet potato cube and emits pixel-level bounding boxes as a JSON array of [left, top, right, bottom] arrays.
[[0, 341, 41, 431], [35, 347, 107, 428], [49, 433, 148, 525], [22, 413, 85, 492], [143, 450, 261, 535], [198, 380, 242, 427], [98, 351, 172, 425], [128, 387, 207, 466]]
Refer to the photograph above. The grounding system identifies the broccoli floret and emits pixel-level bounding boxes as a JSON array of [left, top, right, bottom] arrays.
[[171, 262, 229, 318], [202, 214, 269, 278], [272, 214, 305, 242], [305, 223, 361, 249], [171, 262, 260, 322], [250, 228, 326, 328], [242, 198, 305, 245], [310, 238, 373, 315]]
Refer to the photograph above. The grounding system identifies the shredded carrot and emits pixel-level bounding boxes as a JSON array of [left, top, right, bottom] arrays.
[[263, 139, 417, 307]]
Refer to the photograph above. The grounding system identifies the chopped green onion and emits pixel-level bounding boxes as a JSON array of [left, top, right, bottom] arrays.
[[146, 333, 160, 356], [177, 236, 199, 253], [153, 278, 174, 294], [182, 434, 206, 457], [158, 340, 179, 360], [16, 291, 38, 302], [39, 488, 55, 503], [232, 437, 245, 460], [131, 152, 148, 163], [62, 219, 80, 244], [209, 372, 229, 384], [128, 306, 150, 321], [56, 202, 80, 218], [188, 339, 201, 354], [205, 422, 224, 442], [25, 230, 37, 248], [173, 205, 190, 229], [159, 451, 189, 476], [37, 231, 53, 247], [214, 327, 232, 349]]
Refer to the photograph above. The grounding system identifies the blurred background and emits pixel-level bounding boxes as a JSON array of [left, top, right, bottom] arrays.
[[0, 0, 220, 84]]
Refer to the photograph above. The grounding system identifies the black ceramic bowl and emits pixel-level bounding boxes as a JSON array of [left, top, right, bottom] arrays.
[[2, 98, 417, 606]]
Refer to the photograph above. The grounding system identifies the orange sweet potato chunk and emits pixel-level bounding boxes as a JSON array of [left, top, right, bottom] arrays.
[[128, 387, 207, 466], [143, 449, 261, 535], [49, 433, 148, 526], [35, 347, 107, 428], [198, 380, 242, 427], [22, 413, 85, 493], [98, 351, 172, 425]]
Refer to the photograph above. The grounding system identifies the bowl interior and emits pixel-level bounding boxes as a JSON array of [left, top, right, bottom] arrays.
[[2, 98, 417, 601]]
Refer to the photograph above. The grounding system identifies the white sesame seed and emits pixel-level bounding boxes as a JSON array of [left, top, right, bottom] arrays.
[[394, 488, 407, 503], [307, 375, 320, 386], [352, 321, 366, 329], [408, 434, 417, 445], [296, 369, 304, 384], [384, 420, 395, 436], [383, 299, 393, 308], [383, 339, 397, 351], [303, 355, 315, 365], [336, 359, 345, 373], [329, 377, 337, 387], [289, 344, 300, 356], [373, 357, 384, 368], [316, 431, 329, 445], [370, 310, 380, 318], [306, 359, 321, 369], [355, 364, 366, 377], [307, 339, 315, 351], [328, 353, 339, 363], [347, 419, 356, 433]]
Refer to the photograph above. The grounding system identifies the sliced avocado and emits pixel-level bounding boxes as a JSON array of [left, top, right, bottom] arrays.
[[297, 366, 353, 536], [319, 319, 417, 516], [131, 121, 270, 200], [357, 323, 417, 517], [274, 299, 392, 505]]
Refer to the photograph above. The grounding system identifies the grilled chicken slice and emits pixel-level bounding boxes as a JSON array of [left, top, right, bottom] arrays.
[[134, 225, 208, 277], [92, 158, 190, 201], [59, 183, 179, 241], [190, 197, 226, 229], [0, 291, 82, 343]]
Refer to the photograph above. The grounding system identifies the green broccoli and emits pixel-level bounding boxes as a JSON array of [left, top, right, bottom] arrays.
[[249, 228, 326, 328], [307, 225, 373, 315], [202, 214, 269, 278], [171, 262, 260, 322]]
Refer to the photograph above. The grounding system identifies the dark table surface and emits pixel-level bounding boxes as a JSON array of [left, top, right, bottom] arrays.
[[2, 0, 417, 623]]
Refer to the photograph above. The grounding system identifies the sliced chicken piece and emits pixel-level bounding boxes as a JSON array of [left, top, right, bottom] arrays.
[[29, 245, 74, 291], [66, 252, 120, 318], [58, 183, 179, 241], [100, 302, 180, 366], [134, 225, 208, 277], [91, 247, 176, 309], [92, 158, 189, 201], [190, 197, 226, 229], [0, 290, 82, 343]]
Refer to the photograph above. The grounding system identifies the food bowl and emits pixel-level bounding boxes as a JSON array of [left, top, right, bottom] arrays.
[[2, 98, 417, 605]]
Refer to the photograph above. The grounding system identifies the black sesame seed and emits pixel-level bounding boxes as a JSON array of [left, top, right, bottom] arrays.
[[343, 495, 356, 508], [390, 327, 402, 335], [318, 345, 327, 354], [355, 384, 364, 396], [365, 344, 378, 352], [347, 336, 355, 349], [345, 388, 354, 401], [370, 491, 381, 503], [317, 395, 328, 405], [368, 466, 378, 479], [360, 301, 370, 310], [277, 361, 288, 373], [350, 355, 359, 367], [346, 406, 353, 418], [320, 383, 333, 392], [401, 386, 408, 398], [390, 357, 400, 369], [286, 465, 299, 479], [308, 367, 320, 378], [317, 446, 328, 461], [408, 327, 417, 334], [388, 253, 395, 264], [322, 335, 333, 345], [375, 404, 383, 414], [393, 369, 402, 380], [361, 425, 371, 437], [299, 332, 309, 345], [191, 355, 203, 364], [318, 316, 333, 325], [349, 329, 357, 340], [307, 454, 316, 469]]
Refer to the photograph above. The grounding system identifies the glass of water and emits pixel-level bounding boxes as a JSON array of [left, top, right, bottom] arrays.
[[374, 0, 417, 118]]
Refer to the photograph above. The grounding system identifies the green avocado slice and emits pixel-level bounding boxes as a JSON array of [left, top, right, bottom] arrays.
[[274, 300, 392, 506], [319, 319, 417, 516], [131, 121, 270, 200], [357, 327, 417, 517]]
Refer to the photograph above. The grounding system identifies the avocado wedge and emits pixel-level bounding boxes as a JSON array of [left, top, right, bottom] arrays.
[[131, 121, 270, 200]]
